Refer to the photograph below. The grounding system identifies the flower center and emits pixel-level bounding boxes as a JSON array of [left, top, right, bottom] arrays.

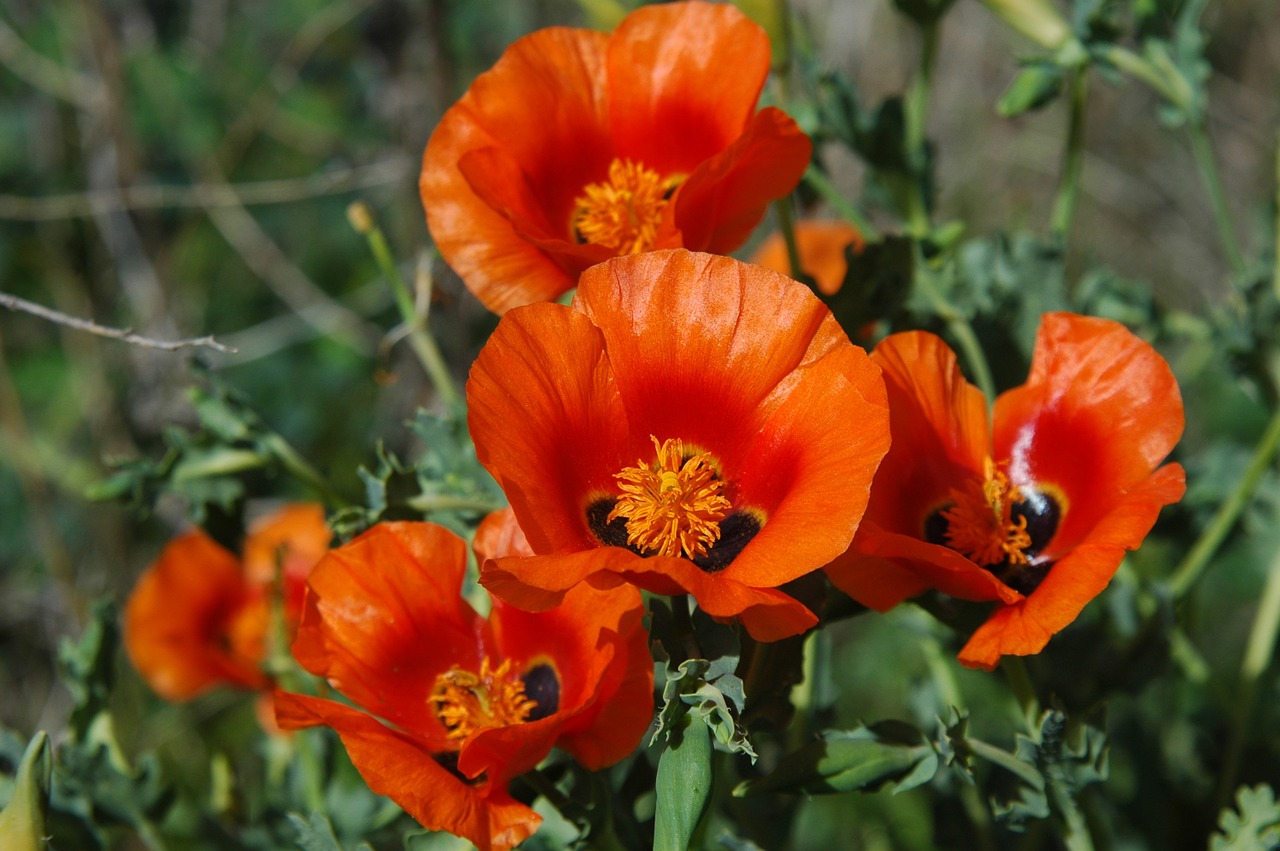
[[942, 457, 1033, 568], [429, 657, 536, 743], [607, 436, 731, 560], [571, 158, 673, 255]]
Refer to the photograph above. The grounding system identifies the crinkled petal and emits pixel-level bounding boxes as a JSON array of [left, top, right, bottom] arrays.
[[290, 523, 482, 747], [607, 1, 771, 175], [467, 303, 630, 555], [274, 691, 538, 851], [672, 108, 812, 254], [421, 26, 610, 313], [958, 463, 1186, 669]]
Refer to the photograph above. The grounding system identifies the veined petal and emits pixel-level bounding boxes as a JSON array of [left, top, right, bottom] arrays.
[[124, 531, 266, 700], [274, 691, 539, 851], [467, 303, 630, 555], [607, 1, 771, 175], [672, 108, 813, 254], [958, 463, 1186, 669], [826, 521, 1022, 610], [994, 312, 1184, 555], [290, 523, 482, 747], [865, 330, 990, 535], [482, 548, 817, 642], [421, 26, 611, 313], [573, 250, 848, 462]]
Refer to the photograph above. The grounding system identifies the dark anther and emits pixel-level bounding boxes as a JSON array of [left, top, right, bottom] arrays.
[[521, 663, 560, 721], [692, 511, 762, 574]]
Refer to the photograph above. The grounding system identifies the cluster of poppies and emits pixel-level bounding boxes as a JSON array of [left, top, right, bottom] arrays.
[[124, 4, 1185, 849]]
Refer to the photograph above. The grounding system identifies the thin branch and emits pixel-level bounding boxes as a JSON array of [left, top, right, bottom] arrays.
[[0, 156, 412, 221], [0, 291, 236, 352], [0, 17, 105, 109]]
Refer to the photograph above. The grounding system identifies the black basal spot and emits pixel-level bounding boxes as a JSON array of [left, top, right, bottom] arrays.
[[692, 511, 762, 574], [433, 750, 482, 785], [587, 498, 631, 548], [923, 504, 952, 546], [521, 663, 560, 721], [586, 498, 761, 573]]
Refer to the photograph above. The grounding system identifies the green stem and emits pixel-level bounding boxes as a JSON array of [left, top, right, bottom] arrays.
[[1273, 138, 1280, 302], [1000, 656, 1040, 732], [801, 166, 881, 240], [914, 256, 998, 402], [404, 493, 503, 515], [261, 433, 344, 506], [1213, 540, 1280, 811], [1050, 68, 1088, 244], [1187, 122, 1247, 279], [349, 203, 463, 410], [773, 196, 804, 282], [670, 594, 701, 663], [1169, 403, 1280, 599], [903, 19, 940, 237]]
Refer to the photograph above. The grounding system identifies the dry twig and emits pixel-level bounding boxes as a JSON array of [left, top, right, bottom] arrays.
[[0, 291, 236, 353]]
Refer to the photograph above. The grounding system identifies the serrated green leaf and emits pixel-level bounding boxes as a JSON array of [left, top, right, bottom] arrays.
[[1210, 784, 1280, 851], [734, 721, 938, 797]]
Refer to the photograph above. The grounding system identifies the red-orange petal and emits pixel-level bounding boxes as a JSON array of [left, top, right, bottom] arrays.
[[421, 26, 611, 313], [124, 531, 267, 701], [826, 520, 1021, 611], [993, 312, 1185, 555], [467, 303, 631, 555], [473, 507, 536, 563], [274, 691, 539, 851], [672, 108, 813, 254], [607, 1, 771, 176], [290, 522, 483, 748], [957, 463, 1186, 669], [481, 548, 818, 643], [241, 503, 329, 625], [473, 249, 889, 640]]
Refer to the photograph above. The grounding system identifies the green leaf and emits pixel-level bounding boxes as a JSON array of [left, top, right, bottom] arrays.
[[57, 602, 118, 740], [654, 713, 712, 851], [821, 235, 914, 334], [1210, 785, 1280, 851], [0, 732, 51, 851], [734, 721, 939, 797], [997, 62, 1065, 116], [289, 811, 376, 851]]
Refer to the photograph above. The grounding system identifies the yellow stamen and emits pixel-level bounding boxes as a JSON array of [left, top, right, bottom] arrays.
[[608, 436, 731, 560], [429, 658, 535, 743], [942, 457, 1032, 567], [572, 158, 671, 255]]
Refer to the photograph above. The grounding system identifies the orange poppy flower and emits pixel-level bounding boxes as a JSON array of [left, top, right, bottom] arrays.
[[124, 504, 329, 701], [750, 220, 865, 296], [824, 313, 1186, 669], [273, 522, 652, 851], [421, 1, 812, 315], [467, 249, 891, 642]]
